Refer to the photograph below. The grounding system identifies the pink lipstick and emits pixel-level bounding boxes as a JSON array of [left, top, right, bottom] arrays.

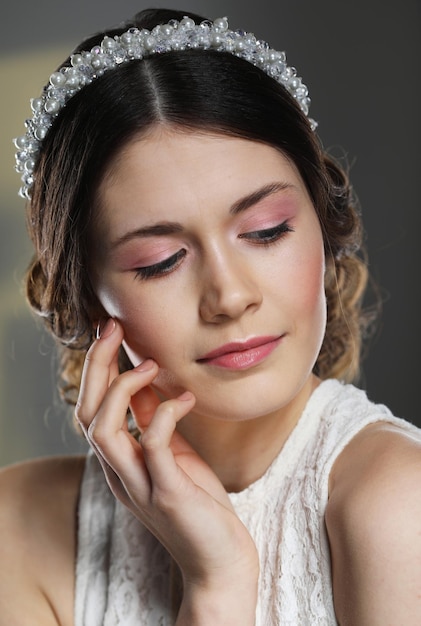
[[198, 336, 282, 370]]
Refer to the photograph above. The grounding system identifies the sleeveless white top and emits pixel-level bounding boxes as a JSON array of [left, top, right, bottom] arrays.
[[74, 379, 419, 625]]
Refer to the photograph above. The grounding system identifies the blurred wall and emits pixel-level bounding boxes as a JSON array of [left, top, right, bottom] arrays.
[[1, 0, 420, 466]]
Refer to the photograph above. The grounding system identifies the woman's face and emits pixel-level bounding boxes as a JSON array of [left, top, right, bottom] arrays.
[[92, 128, 326, 422]]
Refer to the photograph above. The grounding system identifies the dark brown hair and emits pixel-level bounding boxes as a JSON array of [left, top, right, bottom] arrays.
[[25, 8, 375, 404]]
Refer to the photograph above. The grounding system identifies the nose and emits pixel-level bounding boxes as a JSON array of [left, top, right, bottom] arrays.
[[199, 246, 262, 323]]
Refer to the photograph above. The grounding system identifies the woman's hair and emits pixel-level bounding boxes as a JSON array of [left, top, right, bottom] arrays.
[[25, 8, 376, 405]]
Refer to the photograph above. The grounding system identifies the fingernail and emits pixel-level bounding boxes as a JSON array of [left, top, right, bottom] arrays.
[[178, 391, 194, 402], [134, 359, 155, 372], [96, 318, 115, 339]]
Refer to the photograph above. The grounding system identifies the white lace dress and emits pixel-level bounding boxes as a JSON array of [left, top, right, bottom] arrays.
[[74, 379, 419, 625]]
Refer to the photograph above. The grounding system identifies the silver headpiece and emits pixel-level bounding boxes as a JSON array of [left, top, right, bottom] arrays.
[[14, 16, 316, 199]]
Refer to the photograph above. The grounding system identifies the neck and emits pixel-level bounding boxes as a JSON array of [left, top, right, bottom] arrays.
[[177, 375, 319, 492]]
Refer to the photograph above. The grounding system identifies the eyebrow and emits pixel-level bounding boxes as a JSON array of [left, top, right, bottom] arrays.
[[230, 181, 293, 215], [109, 181, 294, 249]]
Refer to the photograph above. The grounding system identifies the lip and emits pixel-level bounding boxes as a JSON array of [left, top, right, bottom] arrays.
[[197, 335, 283, 370]]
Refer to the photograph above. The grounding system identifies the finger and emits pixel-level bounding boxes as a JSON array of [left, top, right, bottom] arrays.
[[87, 361, 158, 468], [94, 450, 135, 511], [130, 384, 161, 432], [87, 364, 160, 507], [108, 352, 120, 387], [75, 318, 124, 430], [140, 392, 196, 491]]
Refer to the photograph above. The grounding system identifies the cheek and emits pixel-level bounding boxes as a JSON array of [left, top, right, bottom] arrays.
[[96, 282, 169, 358], [285, 235, 327, 326], [271, 227, 326, 307], [97, 280, 194, 377], [301, 250, 326, 309]]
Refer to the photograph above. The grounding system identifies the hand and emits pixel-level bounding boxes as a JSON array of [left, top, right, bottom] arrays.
[[75, 319, 259, 624]]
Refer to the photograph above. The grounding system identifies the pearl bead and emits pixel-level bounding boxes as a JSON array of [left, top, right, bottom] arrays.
[[214, 17, 228, 31], [14, 135, 28, 149], [120, 32, 133, 45], [101, 36, 116, 51], [70, 54, 83, 67], [144, 35, 156, 51], [24, 158, 35, 172], [295, 86, 308, 97], [30, 97, 44, 113], [50, 72, 67, 87], [180, 17, 195, 29], [65, 74, 80, 88], [91, 57, 103, 70], [210, 33, 222, 46], [161, 25, 173, 37], [44, 98, 60, 114], [34, 126, 47, 140]]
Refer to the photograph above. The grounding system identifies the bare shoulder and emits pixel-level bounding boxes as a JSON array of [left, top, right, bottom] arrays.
[[0, 455, 86, 626], [326, 421, 421, 625]]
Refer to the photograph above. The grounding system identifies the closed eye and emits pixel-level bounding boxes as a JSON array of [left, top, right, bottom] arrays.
[[239, 221, 294, 244], [134, 249, 186, 280]]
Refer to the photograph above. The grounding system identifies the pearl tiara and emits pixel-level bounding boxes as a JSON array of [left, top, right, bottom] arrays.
[[14, 16, 316, 199]]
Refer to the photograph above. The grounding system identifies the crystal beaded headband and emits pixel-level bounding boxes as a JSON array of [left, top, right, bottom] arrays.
[[14, 16, 316, 199]]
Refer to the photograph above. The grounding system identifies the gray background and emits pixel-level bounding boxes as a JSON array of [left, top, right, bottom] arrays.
[[1, 0, 420, 467]]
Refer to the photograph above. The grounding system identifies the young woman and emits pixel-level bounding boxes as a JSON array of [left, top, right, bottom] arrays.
[[2, 8, 421, 625]]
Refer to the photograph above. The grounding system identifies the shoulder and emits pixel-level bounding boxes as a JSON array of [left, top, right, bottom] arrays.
[[326, 421, 421, 625], [0, 455, 86, 626]]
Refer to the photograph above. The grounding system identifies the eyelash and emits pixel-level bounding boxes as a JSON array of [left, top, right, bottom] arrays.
[[239, 220, 294, 245], [135, 248, 187, 280], [134, 221, 293, 280]]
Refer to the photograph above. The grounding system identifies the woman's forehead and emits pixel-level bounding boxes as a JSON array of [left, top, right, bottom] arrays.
[[96, 129, 309, 224]]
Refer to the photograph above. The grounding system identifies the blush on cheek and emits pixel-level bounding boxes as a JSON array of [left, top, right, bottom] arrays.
[[290, 240, 326, 327], [303, 258, 326, 308], [120, 309, 171, 367]]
